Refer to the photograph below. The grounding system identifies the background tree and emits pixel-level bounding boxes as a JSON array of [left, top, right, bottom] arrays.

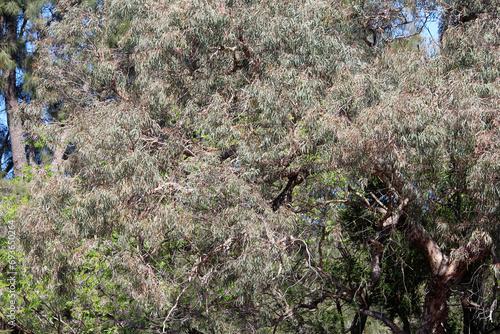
[[0, 0, 60, 178]]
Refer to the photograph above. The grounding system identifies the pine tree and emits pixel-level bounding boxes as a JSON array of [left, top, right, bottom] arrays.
[[0, 0, 59, 177]]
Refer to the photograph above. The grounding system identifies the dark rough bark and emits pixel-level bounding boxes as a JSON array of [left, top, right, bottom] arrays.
[[369, 238, 385, 290], [4, 13, 26, 177], [271, 168, 309, 211], [418, 276, 453, 334]]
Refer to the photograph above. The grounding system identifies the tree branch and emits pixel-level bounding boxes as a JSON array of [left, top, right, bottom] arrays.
[[272, 168, 309, 211], [295, 292, 346, 310], [219, 146, 236, 161], [359, 309, 403, 334]]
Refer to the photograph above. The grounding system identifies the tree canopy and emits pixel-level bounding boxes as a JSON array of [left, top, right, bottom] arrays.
[[1, 0, 499, 333]]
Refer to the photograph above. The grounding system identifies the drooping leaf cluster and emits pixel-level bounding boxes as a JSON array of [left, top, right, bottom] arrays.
[[0, 0, 499, 333]]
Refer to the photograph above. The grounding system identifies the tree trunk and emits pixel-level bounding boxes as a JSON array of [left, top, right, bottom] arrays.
[[4, 13, 26, 177], [462, 299, 481, 334], [376, 170, 493, 334], [405, 222, 492, 334], [351, 312, 367, 334], [417, 276, 452, 334], [402, 315, 411, 334]]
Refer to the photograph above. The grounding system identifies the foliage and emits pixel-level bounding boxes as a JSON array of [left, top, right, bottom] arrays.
[[0, 0, 499, 333]]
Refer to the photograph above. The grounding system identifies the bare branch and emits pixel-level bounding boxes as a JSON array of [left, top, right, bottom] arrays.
[[295, 292, 347, 310], [359, 309, 403, 334]]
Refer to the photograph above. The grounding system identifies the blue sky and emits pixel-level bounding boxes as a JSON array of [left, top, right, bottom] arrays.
[[421, 19, 440, 43]]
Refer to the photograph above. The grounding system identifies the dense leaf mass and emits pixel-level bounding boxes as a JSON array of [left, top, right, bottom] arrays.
[[1, 0, 499, 333]]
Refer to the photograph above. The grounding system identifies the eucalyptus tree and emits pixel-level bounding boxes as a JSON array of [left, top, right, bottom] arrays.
[[8, 0, 500, 333]]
